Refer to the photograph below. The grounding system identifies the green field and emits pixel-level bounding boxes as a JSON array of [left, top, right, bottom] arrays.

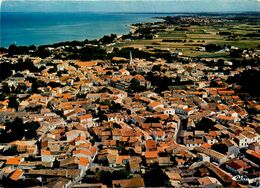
[[110, 19, 260, 58]]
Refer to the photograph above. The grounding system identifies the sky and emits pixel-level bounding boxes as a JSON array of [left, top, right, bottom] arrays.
[[1, 0, 259, 13]]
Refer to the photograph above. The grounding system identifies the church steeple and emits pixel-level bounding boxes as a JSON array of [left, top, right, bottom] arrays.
[[129, 51, 133, 65]]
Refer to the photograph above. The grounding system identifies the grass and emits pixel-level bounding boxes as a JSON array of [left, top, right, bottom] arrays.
[[113, 22, 259, 55], [197, 52, 229, 58], [183, 50, 229, 58], [157, 32, 187, 38], [214, 40, 260, 49]]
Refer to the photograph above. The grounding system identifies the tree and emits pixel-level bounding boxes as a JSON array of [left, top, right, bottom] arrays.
[[130, 79, 146, 93], [31, 79, 47, 93], [212, 143, 228, 154], [48, 67, 58, 73], [152, 65, 161, 72], [33, 46, 51, 58], [25, 105, 42, 113], [2, 146, 18, 156], [145, 117, 160, 123], [100, 100, 110, 106], [5, 117, 25, 140], [99, 170, 112, 186], [227, 69, 260, 97], [0, 118, 40, 142], [8, 96, 19, 111], [0, 62, 13, 81], [196, 117, 215, 132], [2, 83, 11, 93], [106, 71, 112, 75], [127, 110, 131, 115], [100, 34, 117, 44], [28, 45, 37, 51], [8, 44, 18, 56], [112, 169, 128, 180], [144, 162, 169, 187], [110, 102, 122, 113]]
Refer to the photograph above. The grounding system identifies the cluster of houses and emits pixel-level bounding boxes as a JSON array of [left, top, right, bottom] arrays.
[[0, 53, 259, 187]]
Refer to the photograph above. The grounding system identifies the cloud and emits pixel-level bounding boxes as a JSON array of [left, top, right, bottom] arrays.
[[1, 0, 257, 13], [1, 0, 254, 2], [0, 0, 229, 1]]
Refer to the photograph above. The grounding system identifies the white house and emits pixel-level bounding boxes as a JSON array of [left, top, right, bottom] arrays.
[[163, 108, 175, 115], [41, 149, 55, 162]]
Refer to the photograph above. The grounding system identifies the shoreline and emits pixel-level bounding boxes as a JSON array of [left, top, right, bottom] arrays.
[[1, 11, 260, 48], [0, 12, 158, 48]]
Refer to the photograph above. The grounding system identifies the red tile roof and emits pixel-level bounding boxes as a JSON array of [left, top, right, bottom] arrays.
[[10, 169, 24, 181]]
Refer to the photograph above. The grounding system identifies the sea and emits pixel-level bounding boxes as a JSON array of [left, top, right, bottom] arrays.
[[1, 0, 259, 48], [1, 12, 160, 48]]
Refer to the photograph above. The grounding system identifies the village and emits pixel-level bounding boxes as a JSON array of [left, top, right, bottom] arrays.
[[0, 15, 260, 187]]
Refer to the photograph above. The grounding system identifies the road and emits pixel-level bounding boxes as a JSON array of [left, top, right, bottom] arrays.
[[173, 115, 184, 144]]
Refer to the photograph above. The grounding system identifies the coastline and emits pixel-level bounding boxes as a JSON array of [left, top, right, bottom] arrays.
[[0, 11, 260, 48], [0, 12, 158, 48]]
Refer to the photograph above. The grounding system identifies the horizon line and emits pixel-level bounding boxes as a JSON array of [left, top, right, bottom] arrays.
[[1, 10, 260, 13]]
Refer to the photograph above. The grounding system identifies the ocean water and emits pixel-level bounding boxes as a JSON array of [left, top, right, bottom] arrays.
[[1, 0, 259, 48], [1, 12, 159, 47]]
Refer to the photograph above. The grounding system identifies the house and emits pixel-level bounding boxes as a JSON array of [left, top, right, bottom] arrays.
[[73, 149, 92, 161], [116, 155, 130, 166], [104, 113, 124, 122], [118, 69, 130, 76], [77, 114, 93, 123], [171, 104, 189, 115], [196, 81, 210, 88], [165, 171, 181, 187], [152, 130, 166, 141], [112, 178, 145, 188], [132, 74, 151, 89], [5, 157, 24, 167], [97, 149, 119, 167], [245, 149, 260, 165], [175, 157, 186, 167], [65, 130, 86, 142], [248, 142, 260, 151], [41, 149, 55, 162], [225, 160, 251, 174], [158, 156, 173, 166], [247, 173, 260, 185], [112, 129, 122, 140], [28, 94, 51, 106], [145, 139, 157, 151], [128, 157, 141, 173], [184, 138, 204, 149], [145, 150, 158, 165], [65, 108, 86, 120], [60, 156, 89, 170], [221, 139, 239, 156], [198, 153, 210, 162], [234, 135, 248, 148], [194, 147, 228, 164], [216, 114, 236, 124], [198, 176, 222, 188], [234, 131, 260, 148], [241, 131, 260, 144], [9, 169, 24, 181], [9, 141, 38, 155], [27, 169, 82, 179], [148, 101, 164, 111], [204, 136, 218, 145], [74, 136, 87, 146], [163, 108, 175, 115], [183, 108, 195, 116]]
